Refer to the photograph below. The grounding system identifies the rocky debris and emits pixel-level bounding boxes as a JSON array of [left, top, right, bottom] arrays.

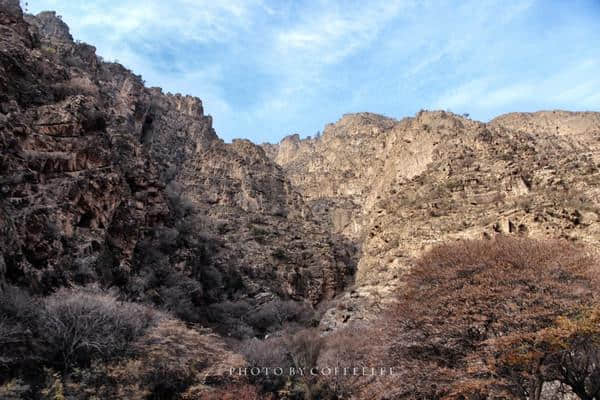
[[540, 381, 579, 400]]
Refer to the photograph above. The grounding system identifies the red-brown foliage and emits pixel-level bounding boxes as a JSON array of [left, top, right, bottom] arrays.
[[371, 236, 600, 399]]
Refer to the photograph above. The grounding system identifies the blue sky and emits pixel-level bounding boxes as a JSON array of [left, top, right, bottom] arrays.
[[25, 0, 600, 143]]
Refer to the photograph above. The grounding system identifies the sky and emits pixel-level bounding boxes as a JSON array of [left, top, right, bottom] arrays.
[[25, 0, 600, 143]]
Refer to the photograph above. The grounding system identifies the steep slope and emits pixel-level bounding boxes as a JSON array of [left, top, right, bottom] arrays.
[[3, 0, 600, 397], [262, 113, 401, 241], [264, 109, 600, 325], [0, 0, 350, 321], [0, 2, 359, 396]]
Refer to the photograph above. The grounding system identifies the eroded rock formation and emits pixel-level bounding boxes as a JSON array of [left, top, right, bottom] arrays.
[[0, 0, 352, 311], [2, 0, 600, 396], [264, 109, 600, 326]]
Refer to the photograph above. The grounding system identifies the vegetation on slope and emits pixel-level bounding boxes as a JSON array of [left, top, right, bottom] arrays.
[[350, 237, 600, 399]]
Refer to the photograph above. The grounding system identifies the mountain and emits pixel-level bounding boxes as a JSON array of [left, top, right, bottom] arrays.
[[0, 2, 352, 396], [1, 0, 600, 398], [0, 0, 352, 308], [263, 108, 600, 329]]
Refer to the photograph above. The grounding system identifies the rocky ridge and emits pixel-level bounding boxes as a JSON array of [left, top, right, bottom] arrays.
[[0, 0, 351, 317]]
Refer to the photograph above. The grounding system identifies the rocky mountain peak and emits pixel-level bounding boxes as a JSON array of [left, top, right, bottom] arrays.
[[320, 112, 397, 140], [490, 109, 600, 137], [169, 93, 205, 118], [280, 132, 302, 144], [0, 1, 351, 308], [264, 107, 600, 289], [26, 11, 73, 42]]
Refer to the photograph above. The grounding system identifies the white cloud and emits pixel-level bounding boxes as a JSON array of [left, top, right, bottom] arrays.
[[67, 0, 263, 43], [479, 83, 535, 108], [245, 0, 415, 137], [274, 0, 409, 65], [433, 79, 492, 110], [432, 56, 600, 118]]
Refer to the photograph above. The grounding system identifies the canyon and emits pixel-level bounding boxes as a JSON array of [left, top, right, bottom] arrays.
[[1, 0, 599, 398]]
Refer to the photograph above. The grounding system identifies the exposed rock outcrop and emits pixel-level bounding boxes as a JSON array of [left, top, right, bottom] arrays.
[[0, 1, 351, 309], [264, 109, 600, 326], [5, 1, 600, 398]]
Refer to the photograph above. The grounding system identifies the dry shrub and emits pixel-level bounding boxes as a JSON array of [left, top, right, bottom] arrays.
[[287, 329, 323, 371], [409, 236, 597, 336], [247, 299, 315, 334], [370, 236, 600, 399], [0, 285, 160, 371], [317, 322, 386, 399], [206, 300, 256, 338], [101, 319, 247, 400], [240, 328, 326, 397], [40, 287, 161, 370], [0, 285, 39, 323], [184, 384, 265, 400], [494, 305, 600, 399], [0, 286, 165, 397], [0, 379, 30, 400], [0, 285, 40, 370], [239, 335, 290, 393]]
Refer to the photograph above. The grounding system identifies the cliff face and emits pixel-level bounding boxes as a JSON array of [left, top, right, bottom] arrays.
[[264, 109, 600, 325], [0, 0, 351, 315]]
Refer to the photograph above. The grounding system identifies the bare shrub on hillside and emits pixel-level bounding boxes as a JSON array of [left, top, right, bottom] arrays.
[[40, 287, 161, 370], [93, 319, 247, 400], [240, 328, 325, 397], [246, 300, 314, 333], [207, 300, 255, 338], [316, 323, 386, 399], [494, 305, 600, 400], [240, 336, 289, 392], [187, 384, 265, 400], [0, 379, 30, 399], [286, 329, 323, 371], [0, 285, 40, 322], [165, 181, 195, 218], [0, 286, 41, 370]]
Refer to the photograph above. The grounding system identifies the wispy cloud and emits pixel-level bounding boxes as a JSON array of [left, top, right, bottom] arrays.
[[434, 58, 600, 118], [274, 0, 408, 65], [63, 0, 262, 43]]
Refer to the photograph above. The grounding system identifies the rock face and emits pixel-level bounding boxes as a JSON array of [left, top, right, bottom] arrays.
[[2, 0, 600, 341], [0, 0, 352, 314], [264, 109, 600, 325]]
